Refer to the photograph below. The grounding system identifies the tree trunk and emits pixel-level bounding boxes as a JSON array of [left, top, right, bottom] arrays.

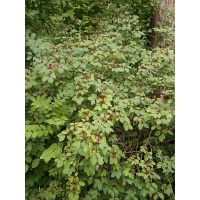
[[151, 0, 175, 48]]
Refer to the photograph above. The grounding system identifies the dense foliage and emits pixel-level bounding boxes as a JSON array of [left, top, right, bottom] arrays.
[[26, 1, 175, 199]]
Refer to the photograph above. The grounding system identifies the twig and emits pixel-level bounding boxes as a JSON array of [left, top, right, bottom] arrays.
[[145, 129, 153, 147]]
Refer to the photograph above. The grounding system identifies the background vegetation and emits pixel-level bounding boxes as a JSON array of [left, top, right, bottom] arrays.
[[25, 0, 175, 199]]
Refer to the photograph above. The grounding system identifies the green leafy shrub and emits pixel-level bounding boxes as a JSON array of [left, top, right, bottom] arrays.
[[26, 3, 174, 200]]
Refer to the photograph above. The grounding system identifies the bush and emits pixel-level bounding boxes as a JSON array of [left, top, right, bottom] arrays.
[[25, 3, 174, 200]]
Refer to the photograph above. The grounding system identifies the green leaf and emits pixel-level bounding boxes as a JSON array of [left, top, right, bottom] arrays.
[[40, 143, 60, 162], [25, 164, 29, 173], [63, 167, 72, 176], [98, 157, 104, 165], [74, 194, 79, 200], [51, 72, 56, 78], [42, 76, 48, 82], [166, 185, 173, 195], [32, 131, 38, 138], [58, 133, 65, 142], [116, 171, 121, 179], [149, 187, 154, 194], [152, 183, 158, 189], [156, 119, 162, 125], [143, 123, 149, 129], [90, 155, 97, 166], [159, 134, 165, 142], [105, 127, 112, 134], [48, 77, 53, 83], [27, 55, 32, 60], [76, 97, 84, 105], [158, 192, 164, 199], [79, 181, 85, 186], [26, 156, 32, 163], [126, 178, 134, 184], [124, 123, 129, 131], [110, 157, 114, 165], [68, 193, 73, 199], [58, 67, 64, 74], [73, 141, 81, 149], [123, 168, 130, 177], [167, 114, 172, 122], [32, 158, 40, 168], [138, 123, 143, 130], [153, 194, 158, 200], [111, 171, 116, 178], [57, 160, 63, 168]]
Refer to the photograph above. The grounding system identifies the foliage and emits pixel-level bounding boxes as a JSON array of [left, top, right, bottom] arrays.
[[26, 1, 174, 200]]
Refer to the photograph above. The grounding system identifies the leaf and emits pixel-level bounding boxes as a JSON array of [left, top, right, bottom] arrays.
[[105, 127, 112, 134], [167, 114, 172, 122], [159, 134, 165, 142], [95, 179, 103, 190], [110, 157, 114, 165], [152, 183, 158, 189], [153, 194, 159, 200], [58, 133, 65, 142], [168, 130, 173, 135], [84, 166, 90, 176], [76, 97, 84, 105], [124, 123, 129, 131], [32, 158, 40, 168], [79, 181, 85, 186], [126, 178, 134, 184], [32, 131, 38, 138], [51, 72, 56, 79], [158, 192, 164, 199], [156, 119, 162, 125], [138, 123, 143, 130], [166, 185, 173, 195], [48, 77, 53, 83], [74, 194, 79, 200], [116, 171, 121, 179], [73, 61, 80, 68], [98, 157, 104, 165], [40, 143, 60, 162], [73, 141, 81, 149], [149, 187, 154, 194], [123, 168, 130, 177], [57, 160, 63, 168], [143, 123, 149, 129], [42, 76, 48, 82], [111, 171, 116, 178], [26, 156, 32, 163], [25, 164, 29, 173], [68, 192, 74, 200], [58, 67, 64, 74], [63, 167, 72, 176], [90, 155, 97, 166], [99, 142, 105, 150], [27, 55, 32, 60], [25, 131, 32, 139]]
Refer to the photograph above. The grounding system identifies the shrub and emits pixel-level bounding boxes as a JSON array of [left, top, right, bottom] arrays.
[[25, 3, 174, 200]]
